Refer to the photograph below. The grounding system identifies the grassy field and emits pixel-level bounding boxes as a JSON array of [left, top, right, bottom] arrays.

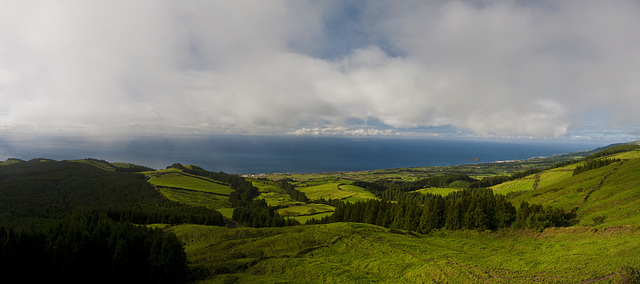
[[289, 212, 334, 224], [608, 150, 640, 160], [297, 183, 353, 200], [258, 149, 594, 187], [157, 186, 230, 209], [507, 158, 640, 228], [491, 176, 536, 195], [0, 158, 24, 167], [251, 180, 284, 193], [256, 192, 302, 207], [169, 222, 640, 283], [297, 183, 377, 202], [71, 159, 118, 171], [144, 168, 234, 214], [147, 170, 233, 195], [415, 187, 461, 196], [277, 203, 335, 217], [338, 184, 377, 202], [252, 180, 305, 207], [217, 208, 235, 219]]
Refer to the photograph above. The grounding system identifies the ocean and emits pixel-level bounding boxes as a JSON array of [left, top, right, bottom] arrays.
[[0, 135, 606, 174]]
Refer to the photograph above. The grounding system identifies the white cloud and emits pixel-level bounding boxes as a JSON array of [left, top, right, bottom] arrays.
[[1, 1, 639, 138]]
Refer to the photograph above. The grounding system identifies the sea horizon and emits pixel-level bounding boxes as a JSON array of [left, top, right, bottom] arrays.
[[0, 135, 612, 174]]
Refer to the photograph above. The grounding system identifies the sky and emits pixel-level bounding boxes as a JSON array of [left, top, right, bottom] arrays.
[[1, 0, 640, 141]]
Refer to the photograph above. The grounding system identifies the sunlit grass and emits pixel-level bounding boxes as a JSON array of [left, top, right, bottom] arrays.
[[169, 222, 640, 283], [147, 171, 233, 195], [157, 186, 230, 209], [277, 203, 334, 217], [415, 187, 460, 196]]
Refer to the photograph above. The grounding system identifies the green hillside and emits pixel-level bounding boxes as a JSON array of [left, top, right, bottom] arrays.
[[0, 158, 24, 166], [3, 143, 640, 283], [169, 222, 640, 283], [0, 159, 227, 282], [161, 143, 640, 283], [506, 149, 640, 228], [0, 159, 224, 228], [297, 183, 377, 202]]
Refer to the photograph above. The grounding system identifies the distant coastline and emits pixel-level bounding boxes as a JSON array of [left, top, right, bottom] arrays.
[[0, 136, 604, 174]]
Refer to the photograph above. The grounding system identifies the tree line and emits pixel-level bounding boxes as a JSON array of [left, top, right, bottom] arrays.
[[468, 168, 544, 189], [232, 199, 300, 228], [169, 163, 260, 207], [278, 179, 309, 202], [583, 144, 640, 160], [0, 212, 187, 283], [573, 158, 621, 176], [352, 174, 477, 193], [309, 188, 575, 233]]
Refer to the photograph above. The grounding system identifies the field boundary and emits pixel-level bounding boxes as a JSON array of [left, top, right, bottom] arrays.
[[156, 185, 230, 197]]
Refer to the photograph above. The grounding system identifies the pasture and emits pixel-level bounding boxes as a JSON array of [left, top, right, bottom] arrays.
[[277, 203, 335, 217], [416, 187, 460, 196], [147, 170, 233, 195], [169, 222, 640, 283], [297, 183, 376, 202]]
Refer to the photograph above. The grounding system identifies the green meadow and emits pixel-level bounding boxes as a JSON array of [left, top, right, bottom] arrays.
[[277, 203, 335, 217], [416, 187, 461, 196], [147, 170, 234, 195], [169, 222, 640, 283], [297, 183, 376, 202], [157, 186, 230, 209], [508, 158, 640, 228], [145, 168, 235, 215]]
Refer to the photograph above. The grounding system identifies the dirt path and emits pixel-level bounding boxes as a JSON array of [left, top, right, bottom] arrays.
[[151, 184, 167, 199], [533, 173, 541, 190], [580, 161, 624, 205], [580, 273, 614, 283]]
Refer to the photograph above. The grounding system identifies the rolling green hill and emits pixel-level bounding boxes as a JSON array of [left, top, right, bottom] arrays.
[[142, 168, 235, 218], [0, 159, 227, 282], [297, 182, 377, 202], [0, 159, 224, 228], [507, 155, 640, 228], [169, 222, 640, 283], [0, 158, 24, 166]]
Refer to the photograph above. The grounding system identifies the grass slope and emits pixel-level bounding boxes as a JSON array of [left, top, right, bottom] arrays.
[[70, 158, 118, 171], [170, 222, 640, 283], [145, 168, 234, 212], [507, 156, 640, 228], [147, 170, 233, 195], [297, 183, 376, 203], [0, 158, 24, 166], [277, 203, 335, 217]]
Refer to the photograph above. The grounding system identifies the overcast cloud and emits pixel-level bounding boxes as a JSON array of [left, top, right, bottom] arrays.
[[1, 0, 639, 139]]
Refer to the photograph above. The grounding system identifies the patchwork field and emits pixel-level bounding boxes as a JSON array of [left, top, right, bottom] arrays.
[[157, 186, 230, 209], [297, 183, 377, 202], [147, 170, 233, 195], [145, 168, 234, 213], [256, 192, 302, 207]]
